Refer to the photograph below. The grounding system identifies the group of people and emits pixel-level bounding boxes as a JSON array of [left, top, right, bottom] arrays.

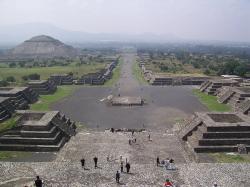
[[116, 161, 131, 183], [80, 156, 98, 169], [157, 157, 176, 170]]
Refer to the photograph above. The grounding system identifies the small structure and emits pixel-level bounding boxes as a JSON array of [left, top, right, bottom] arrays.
[[179, 112, 250, 153], [238, 98, 250, 115], [0, 110, 76, 152], [0, 97, 15, 122], [49, 74, 73, 85], [0, 87, 38, 109], [217, 87, 250, 109], [76, 61, 118, 85], [200, 79, 239, 95], [149, 74, 208, 86], [28, 80, 57, 95], [111, 96, 144, 106]]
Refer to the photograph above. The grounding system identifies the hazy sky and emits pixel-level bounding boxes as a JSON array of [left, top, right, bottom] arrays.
[[0, 0, 250, 42]]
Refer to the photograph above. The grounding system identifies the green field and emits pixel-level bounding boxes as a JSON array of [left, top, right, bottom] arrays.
[[31, 85, 78, 111], [211, 153, 250, 163], [0, 63, 105, 85], [0, 115, 20, 134], [104, 60, 122, 87], [0, 151, 31, 160], [132, 60, 148, 85], [192, 89, 231, 112]]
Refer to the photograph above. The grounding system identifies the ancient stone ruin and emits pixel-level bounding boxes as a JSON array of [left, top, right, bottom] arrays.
[[76, 61, 118, 85], [8, 35, 78, 58], [217, 86, 250, 109], [0, 110, 76, 152], [110, 96, 144, 106], [238, 98, 250, 115], [49, 74, 73, 85], [28, 80, 57, 95], [0, 87, 38, 110], [0, 97, 15, 122], [199, 79, 239, 95], [179, 112, 250, 153]]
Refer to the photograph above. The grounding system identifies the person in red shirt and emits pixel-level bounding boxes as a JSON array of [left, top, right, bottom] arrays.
[[164, 179, 173, 187]]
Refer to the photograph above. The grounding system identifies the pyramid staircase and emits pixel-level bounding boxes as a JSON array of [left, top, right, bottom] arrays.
[[218, 88, 235, 104], [179, 113, 250, 153], [0, 111, 76, 152]]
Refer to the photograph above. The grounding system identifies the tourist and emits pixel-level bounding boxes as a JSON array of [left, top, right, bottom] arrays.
[[165, 158, 170, 170], [129, 139, 132, 145], [111, 128, 114, 133], [157, 157, 160, 166], [132, 130, 134, 136], [213, 182, 218, 187], [80, 158, 85, 169], [164, 179, 173, 187], [116, 171, 120, 183], [148, 134, 151, 141], [121, 161, 124, 172], [169, 158, 175, 170], [93, 156, 98, 168], [125, 162, 131, 173], [34, 176, 42, 187]]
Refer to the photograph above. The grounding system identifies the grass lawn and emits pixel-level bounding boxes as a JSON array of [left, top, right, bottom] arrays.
[[0, 151, 31, 160], [31, 85, 78, 111], [192, 89, 231, 112], [0, 63, 105, 85], [211, 153, 250, 163], [0, 115, 20, 134], [132, 60, 148, 85], [104, 60, 122, 87]]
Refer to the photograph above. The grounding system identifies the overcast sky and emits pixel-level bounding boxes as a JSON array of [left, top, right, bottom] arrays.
[[0, 0, 250, 42]]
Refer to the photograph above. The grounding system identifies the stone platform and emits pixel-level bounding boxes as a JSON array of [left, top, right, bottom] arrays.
[[28, 80, 57, 95], [49, 74, 73, 85], [0, 110, 76, 152], [111, 96, 144, 106], [179, 112, 250, 153], [0, 97, 15, 122], [200, 79, 239, 95], [0, 87, 38, 109]]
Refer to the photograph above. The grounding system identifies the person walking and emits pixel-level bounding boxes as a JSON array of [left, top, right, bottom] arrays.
[[157, 157, 160, 166], [125, 162, 130, 173], [120, 161, 124, 172], [34, 176, 42, 187], [93, 156, 98, 168], [116, 171, 120, 183], [80, 158, 85, 169]]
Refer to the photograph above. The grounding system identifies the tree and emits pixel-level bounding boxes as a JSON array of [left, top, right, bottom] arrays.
[[22, 75, 28, 81], [0, 80, 9, 87], [6, 76, 16, 82], [9, 62, 16, 68], [28, 73, 40, 80], [234, 64, 247, 77]]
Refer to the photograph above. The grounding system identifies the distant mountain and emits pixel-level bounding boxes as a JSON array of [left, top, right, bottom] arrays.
[[0, 23, 180, 45], [8, 35, 77, 58]]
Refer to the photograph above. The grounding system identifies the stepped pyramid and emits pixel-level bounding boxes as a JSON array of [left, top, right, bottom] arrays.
[[10, 35, 77, 58]]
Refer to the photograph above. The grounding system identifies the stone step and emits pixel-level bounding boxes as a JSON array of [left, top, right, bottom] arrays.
[[0, 136, 67, 152], [0, 131, 63, 145], [207, 126, 250, 132], [203, 132, 250, 139], [20, 126, 58, 138], [0, 113, 10, 122], [199, 138, 250, 146]]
